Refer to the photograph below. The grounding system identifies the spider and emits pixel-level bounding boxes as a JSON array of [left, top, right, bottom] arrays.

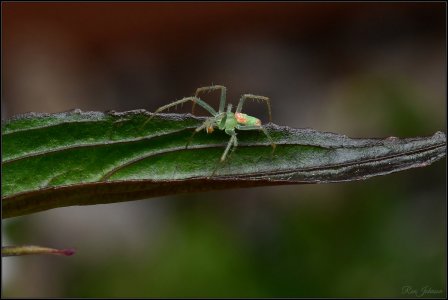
[[143, 85, 276, 163]]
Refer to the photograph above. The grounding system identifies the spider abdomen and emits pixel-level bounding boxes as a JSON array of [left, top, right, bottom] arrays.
[[235, 112, 262, 126]]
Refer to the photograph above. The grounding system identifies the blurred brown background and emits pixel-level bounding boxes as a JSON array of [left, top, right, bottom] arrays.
[[2, 2, 446, 298]]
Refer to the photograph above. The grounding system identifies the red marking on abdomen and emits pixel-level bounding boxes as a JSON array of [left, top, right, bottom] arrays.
[[235, 113, 247, 124]]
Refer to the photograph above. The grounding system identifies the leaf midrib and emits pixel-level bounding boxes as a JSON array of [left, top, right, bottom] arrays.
[[5, 120, 423, 165], [2, 126, 199, 164], [3, 138, 443, 200], [3, 142, 443, 203]]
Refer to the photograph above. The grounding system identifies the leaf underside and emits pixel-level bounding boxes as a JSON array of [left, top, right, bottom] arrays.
[[2, 109, 446, 219]]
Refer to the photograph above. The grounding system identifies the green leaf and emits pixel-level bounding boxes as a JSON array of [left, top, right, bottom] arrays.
[[2, 109, 446, 219]]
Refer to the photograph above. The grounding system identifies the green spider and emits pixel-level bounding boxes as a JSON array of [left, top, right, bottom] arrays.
[[144, 85, 276, 163]]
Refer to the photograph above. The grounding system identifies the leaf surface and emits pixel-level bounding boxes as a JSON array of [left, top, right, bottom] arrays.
[[2, 109, 446, 218]]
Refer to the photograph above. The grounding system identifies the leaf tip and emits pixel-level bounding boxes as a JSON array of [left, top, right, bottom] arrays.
[[53, 248, 76, 256]]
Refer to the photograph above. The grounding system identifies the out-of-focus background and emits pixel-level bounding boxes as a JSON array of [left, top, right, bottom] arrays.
[[1, 2, 446, 297]]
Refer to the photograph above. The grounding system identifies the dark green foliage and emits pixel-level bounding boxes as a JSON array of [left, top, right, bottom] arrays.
[[2, 109, 446, 218]]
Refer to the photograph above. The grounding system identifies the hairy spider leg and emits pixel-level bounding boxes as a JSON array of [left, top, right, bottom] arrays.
[[193, 85, 227, 114], [235, 125, 276, 154], [227, 130, 239, 158], [221, 132, 237, 162], [236, 94, 272, 123], [211, 131, 238, 176], [141, 96, 217, 129]]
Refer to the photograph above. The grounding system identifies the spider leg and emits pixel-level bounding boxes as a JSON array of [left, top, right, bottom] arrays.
[[228, 131, 239, 158], [236, 94, 272, 123], [141, 96, 217, 129], [210, 133, 237, 177], [185, 124, 206, 149], [220, 133, 237, 162], [193, 85, 227, 114], [236, 125, 276, 154]]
